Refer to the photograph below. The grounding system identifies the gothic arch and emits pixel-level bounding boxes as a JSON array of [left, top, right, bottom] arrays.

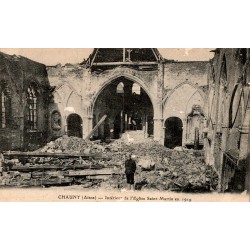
[[185, 89, 205, 117], [90, 72, 155, 115], [162, 81, 205, 106], [54, 83, 81, 107], [163, 82, 205, 120], [228, 83, 245, 129]]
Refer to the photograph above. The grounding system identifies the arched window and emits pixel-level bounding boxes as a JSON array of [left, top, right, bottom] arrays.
[[27, 86, 37, 130], [0, 87, 11, 129], [116, 82, 124, 94], [1, 91, 7, 128], [132, 83, 141, 95]]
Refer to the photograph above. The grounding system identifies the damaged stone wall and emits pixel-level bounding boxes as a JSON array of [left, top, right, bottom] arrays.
[[163, 61, 209, 90], [47, 63, 84, 140], [47, 62, 162, 140], [0, 52, 52, 151], [204, 48, 250, 192], [162, 61, 209, 147], [48, 52, 210, 147]]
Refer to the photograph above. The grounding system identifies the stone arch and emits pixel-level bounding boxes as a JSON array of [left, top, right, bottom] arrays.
[[162, 81, 205, 105], [185, 90, 205, 116], [228, 83, 245, 129], [90, 73, 155, 140], [54, 83, 81, 107], [163, 83, 205, 148], [65, 90, 83, 116], [163, 82, 204, 120], [90, 73, 155, 115]]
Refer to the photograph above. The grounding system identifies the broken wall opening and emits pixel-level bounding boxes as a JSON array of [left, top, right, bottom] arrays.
[[93, 77, 154, 140], [164, 117, 183, 148], [67, 114, 82, 138]]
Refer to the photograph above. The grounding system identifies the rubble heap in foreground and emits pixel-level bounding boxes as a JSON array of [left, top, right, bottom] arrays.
[[0, 136, 218, 192]]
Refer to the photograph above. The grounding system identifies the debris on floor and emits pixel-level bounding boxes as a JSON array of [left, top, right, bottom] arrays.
[[0, 136, 218, 192]]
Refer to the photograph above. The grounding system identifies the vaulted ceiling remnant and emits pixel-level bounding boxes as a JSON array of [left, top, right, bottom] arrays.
[[86, 48, 163, 72]]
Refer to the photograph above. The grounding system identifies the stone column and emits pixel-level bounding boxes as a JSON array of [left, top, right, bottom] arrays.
[[154, 62, 164, 144], [64, 115, 68, 136], [83, 115, 93, 139], [154, 117, 164, 143], [182, 118, 187, 146]]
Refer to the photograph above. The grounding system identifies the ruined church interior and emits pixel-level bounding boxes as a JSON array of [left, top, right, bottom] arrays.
[[0, 48, 249, 193]]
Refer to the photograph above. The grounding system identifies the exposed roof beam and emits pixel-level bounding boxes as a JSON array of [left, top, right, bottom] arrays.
[[152, 48, 159, 61], [91, 61, 159, 66], [90, 49, 99, 67]]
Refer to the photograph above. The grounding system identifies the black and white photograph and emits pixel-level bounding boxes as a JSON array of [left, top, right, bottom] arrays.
[[0, 48, 249, 202], [1, 2, 250, 250]]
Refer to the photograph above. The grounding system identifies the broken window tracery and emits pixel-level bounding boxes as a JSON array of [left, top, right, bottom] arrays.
[[0, 85, 11, 129], [27, 86, 37, 130], [1, 91, 7, 128]]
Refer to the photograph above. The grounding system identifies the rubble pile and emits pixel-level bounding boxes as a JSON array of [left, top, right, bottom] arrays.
[[0, 136, 218, 192], [100, 139, 218, 192]]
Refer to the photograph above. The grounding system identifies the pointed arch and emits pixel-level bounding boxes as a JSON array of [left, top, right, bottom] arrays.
[[185, 89, 205, 117], [90, 72, 155, 114], [162, 81, 205, 105], [0, 80, 11, 128], [163, 82, 205, 120], [228, 83, 245, 129]]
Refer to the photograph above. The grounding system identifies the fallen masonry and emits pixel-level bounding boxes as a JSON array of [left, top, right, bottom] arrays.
[[0, 136, 218, 192]]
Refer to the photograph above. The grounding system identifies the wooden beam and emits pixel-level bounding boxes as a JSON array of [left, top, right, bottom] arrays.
[[151, 48, 159, 61], [68, 168, 122, 176], [3, 151, 111, 160], [85, 114, 107, 139], [92, 61, 158, 66], [91, 48, 99, 67], [11, 163, 122, 172], [86, 175, 110, 180]]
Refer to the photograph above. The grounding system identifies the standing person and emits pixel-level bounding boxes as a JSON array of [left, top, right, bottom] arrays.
[[125, 153, 136, 190]]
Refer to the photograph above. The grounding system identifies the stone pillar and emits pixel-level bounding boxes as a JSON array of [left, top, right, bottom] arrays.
[[154, 62, 164, 144], [215, 132, 224, 192], [86, 116, 93, 139], [64, 115, 68, 135], [144, 113, 148, 138], [154, 117, 164, 143], [182, 118, 187, 146]]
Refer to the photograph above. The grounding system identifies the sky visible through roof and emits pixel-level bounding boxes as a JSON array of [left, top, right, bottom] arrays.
[[0, 48, 214, 66]]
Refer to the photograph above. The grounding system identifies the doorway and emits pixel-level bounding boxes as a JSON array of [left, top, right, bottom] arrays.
[[67, 114, 82, 138], [164, 117, 183, 148]]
